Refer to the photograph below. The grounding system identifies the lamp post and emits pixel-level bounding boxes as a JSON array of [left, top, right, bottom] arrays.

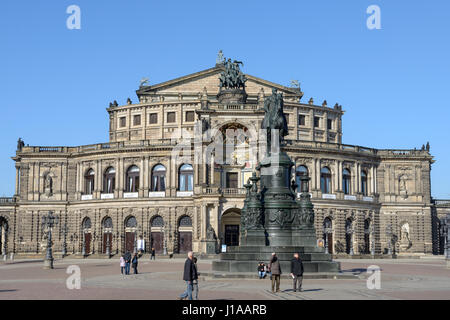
[[133, 230, 138, 254], [323, 225, 332, 255], [41, 211, 59, 269], [105, 232, 111, 257], [370, 224, 375, 256], [445, 214, 450, 267], [61, 223, 68, 258], [386, 224, 393, 255], [345, 221, 354, 256], [162, 223, 167, 255], [81, 233, 86, 257]]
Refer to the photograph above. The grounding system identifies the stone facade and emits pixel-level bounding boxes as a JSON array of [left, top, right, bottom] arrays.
[[0, 62, 445, 258]]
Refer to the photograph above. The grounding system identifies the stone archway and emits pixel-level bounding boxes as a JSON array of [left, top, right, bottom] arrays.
[[221, 209, 241, 247], [0, 217, 8, 256]]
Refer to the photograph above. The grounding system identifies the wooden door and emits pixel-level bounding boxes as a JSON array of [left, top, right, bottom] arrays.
[[125, 232, 135, 253], [327, 233, 333, 254], [84, 233, 91, 254], [102, 233, 112, 254], [178, 232, 192, 254], [225, 225, 240, 246], [151, 232, 164, 254]]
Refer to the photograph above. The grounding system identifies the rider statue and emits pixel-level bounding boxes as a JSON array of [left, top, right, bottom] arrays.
[[261, 88, 288, 155]]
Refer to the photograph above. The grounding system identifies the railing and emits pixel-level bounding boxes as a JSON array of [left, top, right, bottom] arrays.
[[433, 199, 450, 206], [222, 188, 246, 195], [286, 141, 378, 155], [0, 197, 15, 205]]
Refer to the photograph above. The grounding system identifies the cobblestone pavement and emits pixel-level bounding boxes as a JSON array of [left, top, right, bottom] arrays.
[[0, 258, 449, 300]]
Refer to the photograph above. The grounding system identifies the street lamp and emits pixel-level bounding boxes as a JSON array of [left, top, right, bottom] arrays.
[[370, 224, 375, 256], [105, 232, 111, 257], [386, 224, 392, 255], [345, 220, 354, 256], [61, 223, 68, 258], [323, 221, 332, 255], [162, 223, 167, 255], [41, 211, 59, 269]]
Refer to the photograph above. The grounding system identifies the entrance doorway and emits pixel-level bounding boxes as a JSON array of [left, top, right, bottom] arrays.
[[178, 216, 192, 254], [224, 225, 239, 246]]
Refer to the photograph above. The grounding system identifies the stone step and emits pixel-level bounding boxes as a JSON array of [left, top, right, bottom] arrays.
[[219, 252, 332, 262]]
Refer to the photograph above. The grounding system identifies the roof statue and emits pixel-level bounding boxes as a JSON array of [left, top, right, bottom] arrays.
[[140, 77, 150, 87], [219, 57, 247, 90], [216, 50, 224, 65]]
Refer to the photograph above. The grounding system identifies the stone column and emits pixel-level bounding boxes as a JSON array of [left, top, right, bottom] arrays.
[[95, 160, 100, 198], [118, 158, 124, 198], [334, 161, 339, 193], [114, 159, 119, 198], [14, 165, 20, 196], [139, 157, 145, 198], [143, 156, 149, 195], [210, 154, 215, 185]]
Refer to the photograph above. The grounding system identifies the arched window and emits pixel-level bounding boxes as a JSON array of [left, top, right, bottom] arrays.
[[361, 170, 368, 196], [84, 169, 95, 195], [179, 164, 193, 192], [179, 215, 192, 227], [103, 167, 116, 194], [82, 217, 91, 230], [152, 164, 166, 192], [126, 166, 140, 193], [342, 169, 351, 195], [103, 217, 113, 229], [151, 216, 164, 227], [125, 216, 137, 228], [295, 165, 309, 193], [320, 167, 332, 194]]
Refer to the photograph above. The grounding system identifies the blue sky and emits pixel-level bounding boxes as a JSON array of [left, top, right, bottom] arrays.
[[1, 1, 449, 198]]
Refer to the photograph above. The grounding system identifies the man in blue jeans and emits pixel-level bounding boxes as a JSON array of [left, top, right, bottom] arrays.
[[178, 251, 198, 300]]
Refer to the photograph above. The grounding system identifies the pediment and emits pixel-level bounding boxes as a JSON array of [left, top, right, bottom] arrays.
[[136, 65, 303, 99]]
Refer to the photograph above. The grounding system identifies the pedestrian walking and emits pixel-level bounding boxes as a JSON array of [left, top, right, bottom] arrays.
[[178, 251, 198, 300], [132, 252, 139, 274], [268, 252, 282, 293], [257, 262, 266, 279], [290, 252, 304, 292], [192, 256, 199, 300], [124, 251, 132, 275], [120, 253, 126, 275], [150, 247, 156, 260]]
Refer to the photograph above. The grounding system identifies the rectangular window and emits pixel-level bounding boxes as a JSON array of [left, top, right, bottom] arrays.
[[314, 117, 320, 128], [133, 114, 141, 126], [298, 115, 306, 126], [327, 119, 332, 130], [185, 111, 195, 122], [226, 172, 239, 189], [167, 112, 176, 123], [119, 117, 126, 128], [149, 113, 158, 124]]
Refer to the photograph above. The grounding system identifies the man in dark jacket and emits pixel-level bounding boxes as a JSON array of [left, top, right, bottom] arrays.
[[132, 253, 139, 274], [290, 252, 304, 292], [124, 251, 132, 275], [178, 251, 198, 300], [269, 253, 282, 293]]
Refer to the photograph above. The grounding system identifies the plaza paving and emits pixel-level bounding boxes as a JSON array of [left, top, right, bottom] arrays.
[[0, 257, 449, 300]]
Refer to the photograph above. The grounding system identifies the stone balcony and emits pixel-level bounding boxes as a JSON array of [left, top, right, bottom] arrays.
[[0, 197, 15, 205]]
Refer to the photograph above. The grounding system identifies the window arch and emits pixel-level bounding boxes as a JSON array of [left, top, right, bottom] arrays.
[[103, 217, 113, 229], [82, 217, 91, 230], [179, 215, 192, 227], [84, 169, 95, 195], [179, 164, 193, 192], [125, 216, 137, 228], [320, 167, 332, 194], [361, 170, 368, 196], [151, 215, 164, 227], [342, 168, 351, 195], [295, 165, 309, 193], [103, 167, 116, 194], [126, 165, 140, 193], [151, 164, 166, 192]]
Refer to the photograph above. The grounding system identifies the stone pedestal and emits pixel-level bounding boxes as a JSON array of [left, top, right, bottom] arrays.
[[43, 258, 54, 269]]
